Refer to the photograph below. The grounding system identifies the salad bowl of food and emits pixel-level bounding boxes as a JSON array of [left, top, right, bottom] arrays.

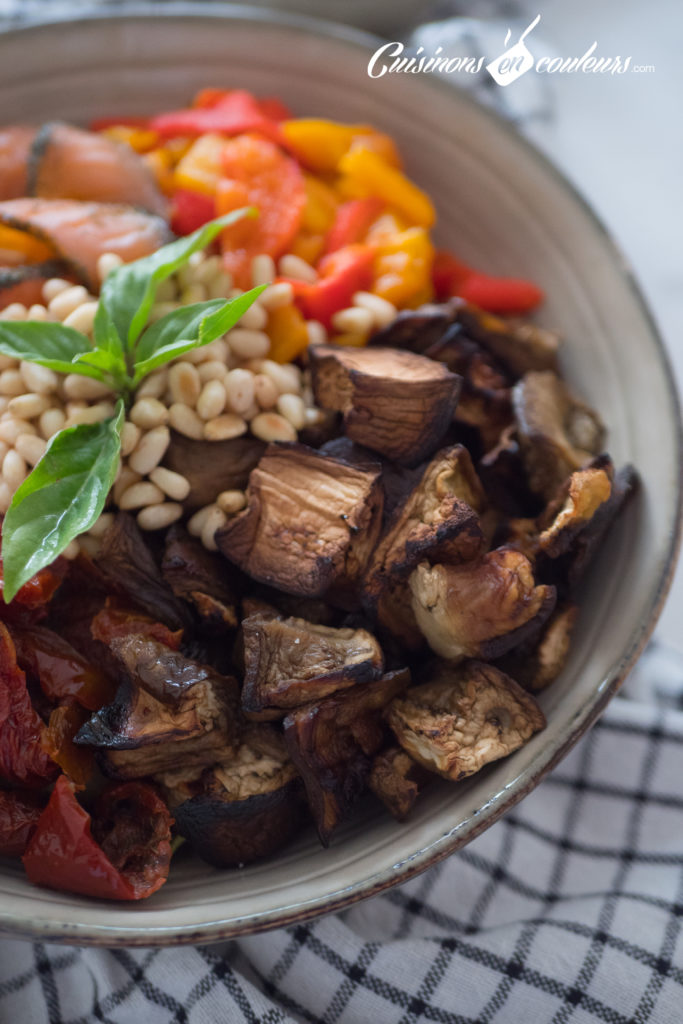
[[0, 6, 679, 945]]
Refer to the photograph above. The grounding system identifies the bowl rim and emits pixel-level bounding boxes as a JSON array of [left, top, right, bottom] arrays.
[[1, 2, 681, 947]]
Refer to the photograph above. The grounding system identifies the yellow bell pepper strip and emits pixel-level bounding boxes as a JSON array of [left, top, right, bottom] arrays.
[[281, 119, 372, 172], [173, 133, 227, 196], [301, 175, 339, 234], [338, 148, 436, 229], [372, 227, 435, 307], [267, 304, 310, 363], [99, 126, 159, 154], [286, 244, 375, 329]]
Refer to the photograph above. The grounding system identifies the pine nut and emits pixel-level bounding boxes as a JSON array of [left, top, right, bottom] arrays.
[[8, 393, 51, 419], [203, 413, 248, 441], [251, 254, 276, 287], [3, 449, 27, 489], [277, 393, 306, 430], [97, 252, 123, 282], [259, 281, 294, 311], [0, 418, 35, 444], [39, 407, 66, 440], [305, 407, 324, 426], [353, 291, 397, 328], [0, 480, 11, 513], [180, 282, 207, 305], [227, 329, 270, 360], [62, 539, 81, 560], [216, 489, 247, 515], [128, 425, 170, 475], [168, 402, 204, 440], [42, 278, 72, 303], [0, 441, 7, 462], [197, 379, 227, 420], [225, 368, 255, 415], [0, 370, 27, 396], [136, 369, 168, 400], [198, 360, 228, 384], [63, 374, 112, 400], [15, 433, 46, 466], [137, 502, 183, 531], [201, 505, 228, 551], [119, 481, 165, 510], [130, 397, 169, 430], [27, 304, 49, 322], [168, 361, 201, 405], [88, 512, 115, 538], [306, 319, 327, 347], [66, 402, 115, 427], [63, 300, 98, 335], [0, 356, 16, 372], [113, 467, 141, 505], [331, 306, 374, 334], [238, 301, 267, 330], [187, 504, 214, 537], [79, 535, 101, 558], [48, 285, 90, 321], [260, 360, 302, 395], [207, 270, 233, 298], [20, 362, 57, 394], [120, 421, 141, 457], [0, 399, 8, 416], [250, 412, 297, 443], [149, 301, 180, 323], [149, 466, 191, 502], [0, 303, 27, 321], [253, 374, 279, 410], [278, 254, 317, 283]]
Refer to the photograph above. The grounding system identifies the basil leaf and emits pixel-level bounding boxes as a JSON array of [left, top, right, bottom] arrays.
[[100, 209, 257, 351], [1, 400, 124, 602], [92, 302, 126, 360], [0, 321, 107, 380], [132, 287, 266, 382]]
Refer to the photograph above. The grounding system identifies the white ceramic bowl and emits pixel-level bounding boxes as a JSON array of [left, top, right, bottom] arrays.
[[0, 6, 680, 946]]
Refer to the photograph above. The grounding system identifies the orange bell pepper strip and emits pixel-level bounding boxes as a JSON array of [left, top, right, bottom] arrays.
[[338, 148, 435, 228], [173, 133, 227, 196], [281, 119, 371, 172], [324, 198, 385, 254], [288, 244, 375, 328], [433, 249, 544, 314], [372, 227, 434, 308], [267, 303, 310, 364]]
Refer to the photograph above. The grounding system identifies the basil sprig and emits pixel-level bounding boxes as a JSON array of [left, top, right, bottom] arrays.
[[0, 211, 265, 601]]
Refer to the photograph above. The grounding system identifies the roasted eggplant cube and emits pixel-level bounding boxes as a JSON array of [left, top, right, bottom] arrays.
[[309, 344, 461, 465], [453, 303, 560, 377], [163, 431, 266, 511], [241, 613, 384, 718], [216, 442, 383, 599], [368, 746, 432, 821], [409, 549, 556, 662], [162, 524, 240, 631], [284, 668, 410, 845], [168, 727, 304, 868], [512, 371, 605, 501], [537, 458, 614, 558], [496, 604, 579, 692], [387, 660, 545, 780]]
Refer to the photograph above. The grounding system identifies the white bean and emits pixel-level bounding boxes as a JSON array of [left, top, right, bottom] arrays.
[[198, 360, 228, 384], [202, 339, 228, 363], [39, 407, 66, 440], [63, 300, 98, 335], [168, 402, 204, 440], [65, 402, 115, 427], [0, 370, 26, 396], [227, 329, 270, 360], [253, 374, 279, 410], [62, 539, 81, 560], [276, 393, 306, 430], [0, 303, 27, 321], [20, 362, 57, 394], [180, 282, 207, 305], [149, 466, 190, 502], [48, 285, 90, 321], [201, 505, 228, 551], [0, 480, 12, 513], [135, 369, 168, 400], [188, 504, 215, 537], [203, 414, 248, 441], [0, 356, 17, 372], [137, 502, 183, 531], [207, 270, 233, 298], [42, 278, 72, 303], [87, 512, 115, 538], [278, 253, 317, 283], [331, 306, 374, 334], [63, 374, 112, 400], [27, 304, 49, 322], [130, 397, 169, 430], [128, 425, 170, 475], [224, 368, 255, 415], [2, 449, 27, 489], [168, 361, 201, 405], [8, 393, 51, 419], [113, 467, 141, 505], [259, 281, 294, 311], [197, 379, 227, 421], [352, 290, 398, 328], [97, 252, 123, 283], [250, 412, 297, 443], [251, 254, 276, 287], [15, 433, 46, 466], [260, 360, 302, 395], [238, 301, 267, 330], [216, 489, 247, 515], [305, 319, 327, 347], [118, 481, 165, 510], [149, 301, 180, 323], [120, 421, 141, 457], [0, 418, 35, 444], [192, 254, 222, 286]]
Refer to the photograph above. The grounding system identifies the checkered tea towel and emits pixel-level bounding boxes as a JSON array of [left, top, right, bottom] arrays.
[[1, 641, 683, 1024]]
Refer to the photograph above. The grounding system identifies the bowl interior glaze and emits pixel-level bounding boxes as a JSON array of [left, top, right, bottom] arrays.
[[0, 7, 679, 946]]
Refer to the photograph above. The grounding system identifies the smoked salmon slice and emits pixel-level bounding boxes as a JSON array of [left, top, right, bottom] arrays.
[[0, 126, 36, 201], [0, 199, 172, 291], [0, 261, 72, 311]]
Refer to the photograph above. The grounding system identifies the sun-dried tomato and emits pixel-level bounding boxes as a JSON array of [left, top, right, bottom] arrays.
[[0, 789, 44, 856], [91, 599, 183, 650], [0, 622, 57, 787], [13, 625, 115, 711], [43, 703, 95, 788]]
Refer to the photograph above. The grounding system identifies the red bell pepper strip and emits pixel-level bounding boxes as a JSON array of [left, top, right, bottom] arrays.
[[13, 625, 115, 711], [256, 96, 293, 122], [23, 776, 172, 901], [289, 244, 375, 328], [150, 90, 283, 144], [170, 189, 216, 236], [91, 599, 183, 651], [324, 198, 385, 254], [432, 248, 544, 314], [0, 789, 44, 857], [0, 621, 57, 787]]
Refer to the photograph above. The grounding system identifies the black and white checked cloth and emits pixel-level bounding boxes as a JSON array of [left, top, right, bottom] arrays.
[[1, 646, 683, 1024]]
